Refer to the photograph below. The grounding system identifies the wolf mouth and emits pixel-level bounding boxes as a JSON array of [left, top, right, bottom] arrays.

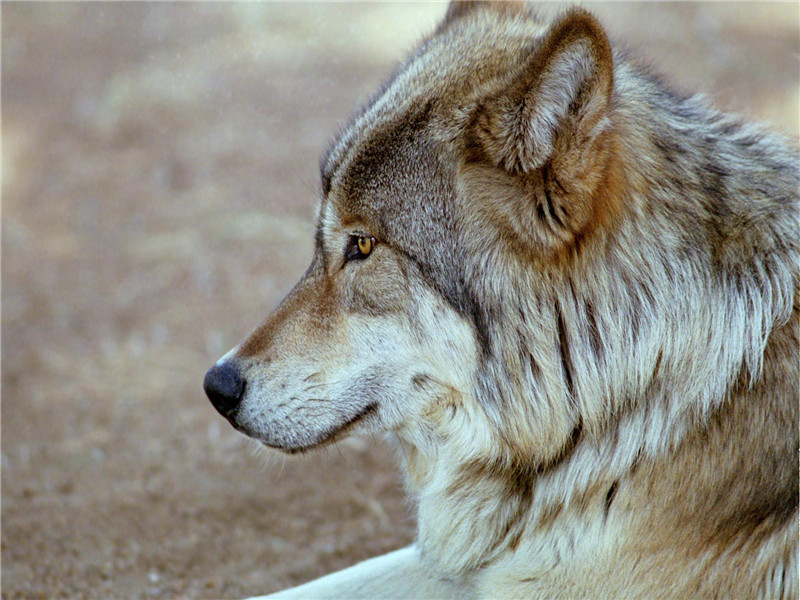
[[260, 402, 378, 454]]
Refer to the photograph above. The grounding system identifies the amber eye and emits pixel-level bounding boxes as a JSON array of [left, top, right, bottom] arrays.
[[344, 234, 376, 262], [357, 236, 373, 256]]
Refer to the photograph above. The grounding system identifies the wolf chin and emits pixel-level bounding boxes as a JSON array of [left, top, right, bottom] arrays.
[[204, 3, 799, 598]]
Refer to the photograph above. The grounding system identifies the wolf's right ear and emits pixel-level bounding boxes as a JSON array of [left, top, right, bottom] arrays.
[[443, 0, 485, 23], [442, 1, 526, 25], [473, 8, 614, 174]]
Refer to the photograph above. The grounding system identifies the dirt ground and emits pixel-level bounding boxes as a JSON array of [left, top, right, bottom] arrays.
[[2, 3, 797, 599]]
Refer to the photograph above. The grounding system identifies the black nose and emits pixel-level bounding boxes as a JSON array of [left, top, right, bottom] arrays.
[[204, 361, 245, 417]]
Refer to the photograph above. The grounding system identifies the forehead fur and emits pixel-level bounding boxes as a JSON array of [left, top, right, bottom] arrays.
[[319, 5, 549, 227]]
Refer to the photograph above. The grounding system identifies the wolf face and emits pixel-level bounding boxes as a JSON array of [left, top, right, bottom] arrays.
[[205, 6, 619, 461], [203, 95, 481, 453]]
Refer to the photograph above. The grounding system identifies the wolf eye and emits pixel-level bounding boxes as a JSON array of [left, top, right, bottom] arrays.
[[357, 236, 373, 256], [345, 235, 376, 262]]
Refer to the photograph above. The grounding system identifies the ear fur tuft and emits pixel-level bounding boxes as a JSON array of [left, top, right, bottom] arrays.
[[443, 0, 529, 26], [475, 8, 614, 174]]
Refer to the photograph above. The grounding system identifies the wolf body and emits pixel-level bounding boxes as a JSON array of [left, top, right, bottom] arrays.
[[204, 3, 799, 598]]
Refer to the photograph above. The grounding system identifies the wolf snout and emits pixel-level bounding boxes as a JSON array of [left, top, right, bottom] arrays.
[[204, 361, 245, 417]]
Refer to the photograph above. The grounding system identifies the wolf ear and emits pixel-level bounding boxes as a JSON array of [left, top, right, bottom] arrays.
[[443, 0, 527, 25], [474, 8, 614, 174], [443, 0, 486, 23]]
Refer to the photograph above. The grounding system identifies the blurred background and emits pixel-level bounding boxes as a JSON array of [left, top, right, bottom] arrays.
[[2, 3, 797, 598]]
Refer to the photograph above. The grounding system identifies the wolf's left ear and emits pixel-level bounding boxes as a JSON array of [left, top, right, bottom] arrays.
[[475, 8, 614, 174]]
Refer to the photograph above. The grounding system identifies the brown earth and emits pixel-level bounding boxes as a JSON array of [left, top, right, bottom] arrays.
[[2, 4, 797, 599]]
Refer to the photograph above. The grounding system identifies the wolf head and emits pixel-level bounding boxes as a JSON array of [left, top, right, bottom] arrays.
[[204, 2, 797, 475]]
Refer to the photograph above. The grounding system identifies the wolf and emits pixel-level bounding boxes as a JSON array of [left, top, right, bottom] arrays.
[[204, 2, 799, 598]]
